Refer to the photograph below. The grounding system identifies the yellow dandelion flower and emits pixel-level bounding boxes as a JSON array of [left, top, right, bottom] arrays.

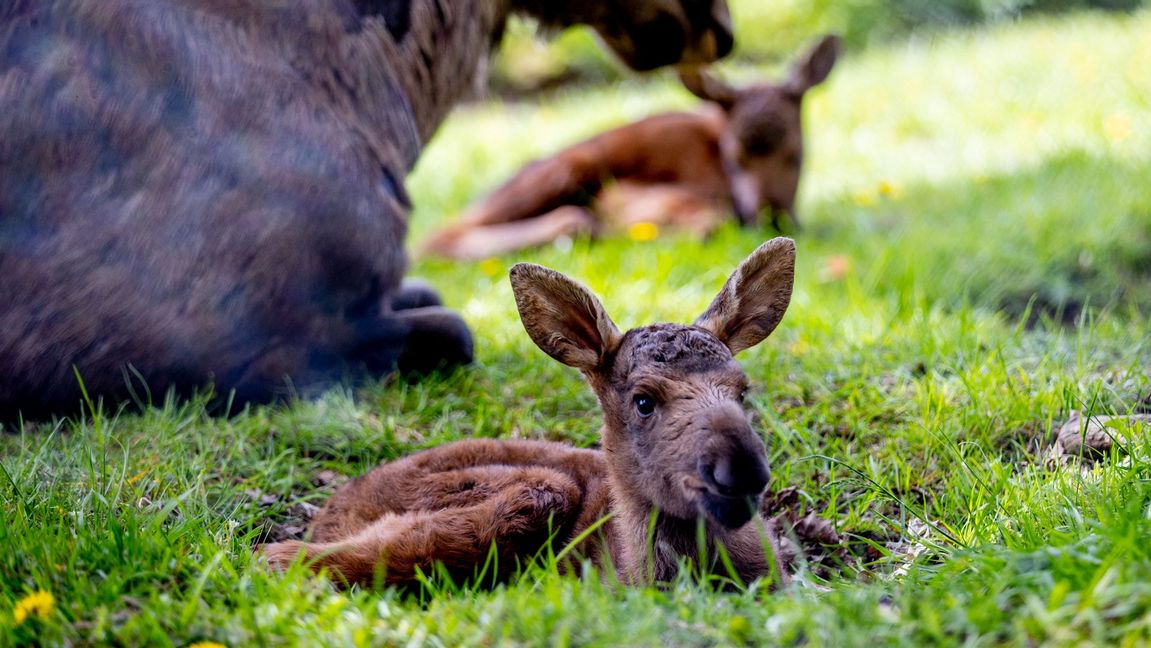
[[478, 258, 502, 277], [13, 590, 55, 624], [852, 189, 878, 207], [187, 642, 227, 648], [877, 180, 902, 200], [626, 222, 659, 242], [1104, 112, 1132, 143]]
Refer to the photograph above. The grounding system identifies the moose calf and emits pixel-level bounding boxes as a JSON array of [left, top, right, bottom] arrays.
[[263, 237, 797, 588], [421, 37, 841, 261]]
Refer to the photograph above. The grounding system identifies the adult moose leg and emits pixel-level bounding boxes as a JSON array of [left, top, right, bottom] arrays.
[[381, 281, 475, 375], [390, 307, 475, 374]]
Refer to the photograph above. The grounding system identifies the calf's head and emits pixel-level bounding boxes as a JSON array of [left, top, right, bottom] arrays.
[[681, 35, 842, 227], [510, 238, 795, 529]]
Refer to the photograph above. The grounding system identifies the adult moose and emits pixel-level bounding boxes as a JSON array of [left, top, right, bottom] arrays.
[[0, 0, 734, 419]]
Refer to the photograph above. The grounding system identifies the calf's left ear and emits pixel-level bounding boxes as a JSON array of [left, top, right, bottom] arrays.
[[785, 34, 843, 98], [694, 237, 796, 355]]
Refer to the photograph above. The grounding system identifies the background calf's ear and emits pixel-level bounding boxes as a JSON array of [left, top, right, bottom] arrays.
[[785, 34, 843, 97], [694, 237, 796, 355], [509, 264, 621, 372]]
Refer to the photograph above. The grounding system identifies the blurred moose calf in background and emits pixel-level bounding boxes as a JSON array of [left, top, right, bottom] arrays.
[[0, 0, 735, 420], [422, 35, 841, 261]]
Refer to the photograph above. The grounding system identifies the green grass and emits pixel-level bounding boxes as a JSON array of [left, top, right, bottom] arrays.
[[4, 10, 1151, 647]]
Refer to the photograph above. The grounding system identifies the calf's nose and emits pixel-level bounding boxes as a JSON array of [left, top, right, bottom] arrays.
[[700, 445, 769, 497]]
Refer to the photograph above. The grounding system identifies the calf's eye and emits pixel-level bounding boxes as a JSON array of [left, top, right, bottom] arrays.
[[634, 394, 657, 418]]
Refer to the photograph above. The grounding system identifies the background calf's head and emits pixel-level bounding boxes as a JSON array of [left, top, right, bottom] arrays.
[[681, 35, 842, 227], [510, 238, 796, 529]]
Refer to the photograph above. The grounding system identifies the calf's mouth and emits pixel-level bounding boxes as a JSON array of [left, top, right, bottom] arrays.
[[681, 473, 765, 530]]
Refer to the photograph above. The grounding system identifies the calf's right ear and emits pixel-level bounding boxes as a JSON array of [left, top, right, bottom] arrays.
[[694, 238, 796, 355], [510, 264, 622, 372]]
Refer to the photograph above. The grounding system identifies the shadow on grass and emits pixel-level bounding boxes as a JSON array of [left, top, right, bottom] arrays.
[[807, 149, 1151, 325]]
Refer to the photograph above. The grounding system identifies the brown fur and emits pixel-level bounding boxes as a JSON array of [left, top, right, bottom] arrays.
[[263, 237, 797, 588], [421, 36, 841, 260], [0, 0, 735, 420]]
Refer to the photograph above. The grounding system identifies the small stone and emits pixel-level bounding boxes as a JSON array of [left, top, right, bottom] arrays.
[[289, 502, 321, 519], [1056, 410, 1151, 457], [312, 470, 347, 488]]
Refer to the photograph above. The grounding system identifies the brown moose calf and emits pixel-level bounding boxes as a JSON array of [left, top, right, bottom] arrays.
[[421, 36, 841, 261], [263, 237, 797, 588]]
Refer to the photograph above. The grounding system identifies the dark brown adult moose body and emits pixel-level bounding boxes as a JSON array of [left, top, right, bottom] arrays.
[[263, 238, 796, 588], [0, 0, 735, 419]]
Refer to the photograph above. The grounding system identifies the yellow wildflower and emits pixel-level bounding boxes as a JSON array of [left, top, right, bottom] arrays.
[[478, 258, 503, 277], [13, 590, 55, 624], [852, 189, 878, 207], [187, 642, 227, 648], [877, 180, 902, 200], [127, 468, 149, 484], [626, 222, 659, 242]]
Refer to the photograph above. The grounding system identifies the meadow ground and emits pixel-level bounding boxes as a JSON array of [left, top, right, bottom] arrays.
[[3, 9, 1151, 647]]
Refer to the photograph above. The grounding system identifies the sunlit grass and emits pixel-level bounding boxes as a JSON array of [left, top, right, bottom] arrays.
[[3, 9, 1151, 646]]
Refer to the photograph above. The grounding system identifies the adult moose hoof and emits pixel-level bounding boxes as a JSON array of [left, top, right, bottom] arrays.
[[395, 307, 475, 375], [391, 278, 444, 311]]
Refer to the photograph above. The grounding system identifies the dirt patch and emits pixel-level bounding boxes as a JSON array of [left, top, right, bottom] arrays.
[[250, 470, 349, 544], [764, 486, 858, 581]]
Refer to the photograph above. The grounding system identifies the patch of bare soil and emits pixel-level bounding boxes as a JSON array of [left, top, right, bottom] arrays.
[[251, 469, 349, 543], [763, 486, 855, 581]]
